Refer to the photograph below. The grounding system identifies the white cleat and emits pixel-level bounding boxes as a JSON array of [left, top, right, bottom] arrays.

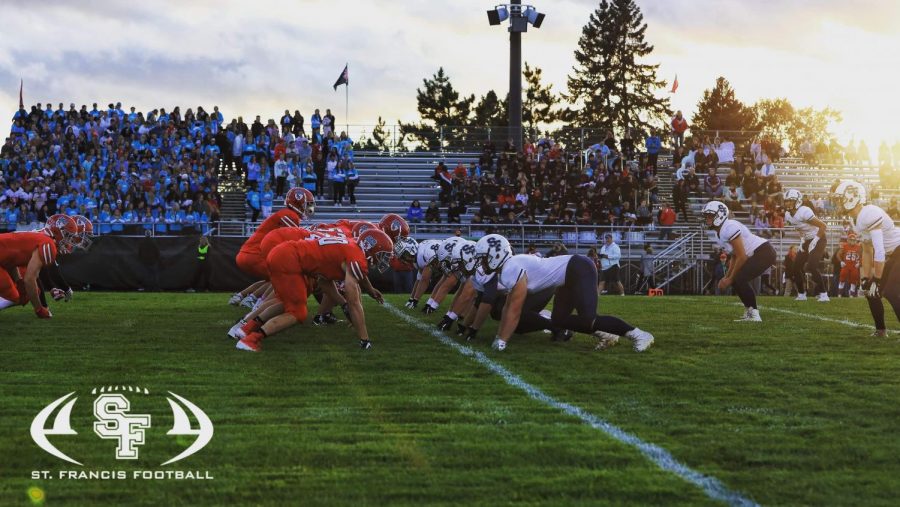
[[240, 295, 257, 308], [228, 292, 243, 305], [593, 331, 620, 351], [737, 308, 763, 322], [491, 338, 507, 351], [228, 321, 246, 340], [625, 328, 654, 352], [816, 293, 830, 302], [794, 293, 808, 301], [734, 308, 752, 321]]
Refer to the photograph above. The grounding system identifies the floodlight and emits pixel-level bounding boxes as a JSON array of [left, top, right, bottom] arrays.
[[525, 6, 545, 28], [486, 6, 510, 26]]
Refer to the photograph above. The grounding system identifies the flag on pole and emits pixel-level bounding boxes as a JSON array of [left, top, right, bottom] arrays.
[[669, 75, 678, 94], [333, 64, 348, 91], [18, 79, 24, 109]]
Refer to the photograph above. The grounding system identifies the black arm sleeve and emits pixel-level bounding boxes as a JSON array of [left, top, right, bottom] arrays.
[[41, 262, 71, 292]]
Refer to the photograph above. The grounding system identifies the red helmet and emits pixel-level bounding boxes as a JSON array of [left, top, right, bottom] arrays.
[[357, 229, 394, 273], [73, 215, 94, 250], [351, 221, 377, 239], [285, 187, 314, 218], [300, 188, 316, 217], [46, 214, 78, 254], [378, 213, 409, 241]]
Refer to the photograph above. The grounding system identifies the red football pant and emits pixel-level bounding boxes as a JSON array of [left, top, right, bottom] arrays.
[[840, 265, 860, 285], [235, 250, 269, 280], [266, 244, 309, 322]]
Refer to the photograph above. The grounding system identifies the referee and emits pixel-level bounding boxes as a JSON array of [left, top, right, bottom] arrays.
[[598, 233, 624, 296]]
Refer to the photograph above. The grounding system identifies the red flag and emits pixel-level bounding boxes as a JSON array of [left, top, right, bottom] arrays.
[[18, 79, 23, 109], [669, 75, 678, 94]]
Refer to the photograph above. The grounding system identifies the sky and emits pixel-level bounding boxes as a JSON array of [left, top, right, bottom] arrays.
[[2, 0, 899, 153]]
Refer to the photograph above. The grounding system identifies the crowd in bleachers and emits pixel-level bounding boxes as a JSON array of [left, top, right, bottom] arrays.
[[2, 101, 224, 234], [219, 107, 358, 217], [416, 132, 664, 227]]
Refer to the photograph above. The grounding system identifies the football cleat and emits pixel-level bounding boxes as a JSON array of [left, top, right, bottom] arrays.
[[551, 329, 574, 342], [816, 293, 830, 302], [437, 315, 454, 331], [405, 298, 419, 309], [593, 331, 620, 350], [794, 293, 808, 301], [240, 294, 257, 308], [871, 329, 887, 338], [228, 320, 247, 340], [456, 323, 467, 336], [625, 328, 654, 352], [422, 303, 437, 315], [736, 309, 762, 322], [236, 332, 263, 352], [359, 339, 373, 350], [228, 292, 243, 305], [491, 338, 507, 351], [734, 307, 752, 321]]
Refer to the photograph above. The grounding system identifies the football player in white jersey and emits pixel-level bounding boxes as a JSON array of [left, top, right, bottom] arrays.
[[436, 240, 478, 332], [405, 239, 441, 309], [419, 237, 465, 315], [702, 200, 777, 322], [832, 181, 900, 336], [783, 189, 829, 302], [475, 234, 654, 352]]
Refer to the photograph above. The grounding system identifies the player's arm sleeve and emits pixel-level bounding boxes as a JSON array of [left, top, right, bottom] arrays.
[[869, 229, 886, 263], [42, 262, 71, 292]]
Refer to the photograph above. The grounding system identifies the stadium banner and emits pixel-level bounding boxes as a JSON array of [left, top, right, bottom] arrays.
[[57, 236, 393, 292]]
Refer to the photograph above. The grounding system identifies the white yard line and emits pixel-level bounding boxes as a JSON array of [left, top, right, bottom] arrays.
[[383, 302, 758, 507], [681, 297, 898, 335]]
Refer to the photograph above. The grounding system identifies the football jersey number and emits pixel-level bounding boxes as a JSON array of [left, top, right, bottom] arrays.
[[318, 237, 349, 246]]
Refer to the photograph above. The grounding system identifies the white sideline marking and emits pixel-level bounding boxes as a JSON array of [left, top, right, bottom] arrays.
[[681, 297, 898, 335], [383, 303, 758, 507]]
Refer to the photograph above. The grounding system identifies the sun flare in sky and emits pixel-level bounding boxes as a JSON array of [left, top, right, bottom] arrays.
[[1, 0, 898, 157]]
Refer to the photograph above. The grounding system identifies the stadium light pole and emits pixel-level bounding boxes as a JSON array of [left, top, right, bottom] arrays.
[[487, 2, 545, 149]]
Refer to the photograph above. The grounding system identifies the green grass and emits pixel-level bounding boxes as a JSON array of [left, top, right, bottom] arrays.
[[1, 293, 899, 506]]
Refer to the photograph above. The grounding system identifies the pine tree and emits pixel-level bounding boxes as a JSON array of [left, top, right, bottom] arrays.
[[565, 0, 670, 135], [473, 90, 508, 126], [693, 77, 757, 133], [522, 63, 559, 131], [399, 67, 474, 150]]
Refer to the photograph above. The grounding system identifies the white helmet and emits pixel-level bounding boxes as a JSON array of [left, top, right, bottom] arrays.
[[418, 239, 441, 267], [783, 189, 803, 211], [393, 236, 418, 264], [438, 237, 465, 273], [451, 240, 478, 275], [832, 180, 866, 211], [702, 200, 729, 228], [475, 234, 512, 273]]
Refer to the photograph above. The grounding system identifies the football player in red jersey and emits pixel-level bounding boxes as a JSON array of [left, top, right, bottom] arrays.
[[236, 229, 393, 352], [378, 213, 410, 242], [229, 187, 314, 307], [0, 215, 78, 318], [838, 232, 863, 297]]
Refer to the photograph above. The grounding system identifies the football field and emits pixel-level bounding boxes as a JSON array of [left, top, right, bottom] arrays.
[[2, 293, 899, 506]]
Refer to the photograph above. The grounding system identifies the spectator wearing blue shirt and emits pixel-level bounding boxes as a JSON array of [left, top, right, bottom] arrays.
[[331, 166, 346, 207], [246, 156, 261, 189], [407, 200, 424, 223], [98, 204, 112, 235], [246, 188, 261, 221], [110, 209, 125, 233], [6, 206, 19, 231], [345, 160, 359, 205], [261, 184, 274, 218], [645, 132, 661, 173]]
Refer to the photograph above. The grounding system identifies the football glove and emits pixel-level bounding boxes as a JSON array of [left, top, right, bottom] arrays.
[[421, 303, 437, 315], [866, 277, 881, 298], [51, 288, 66, 301], [465, 327, 478, 342], [359, 339, 372, 350], [807, 236, 820, 253], [456, 322, 467, 336], [405, 298, 418, 309], [35, 306, 52, 319], [437, 315, 454, 331]]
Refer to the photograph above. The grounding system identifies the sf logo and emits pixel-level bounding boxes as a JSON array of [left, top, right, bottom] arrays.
[[31, 386, 213, 466], [93, 394, 151, 460]]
